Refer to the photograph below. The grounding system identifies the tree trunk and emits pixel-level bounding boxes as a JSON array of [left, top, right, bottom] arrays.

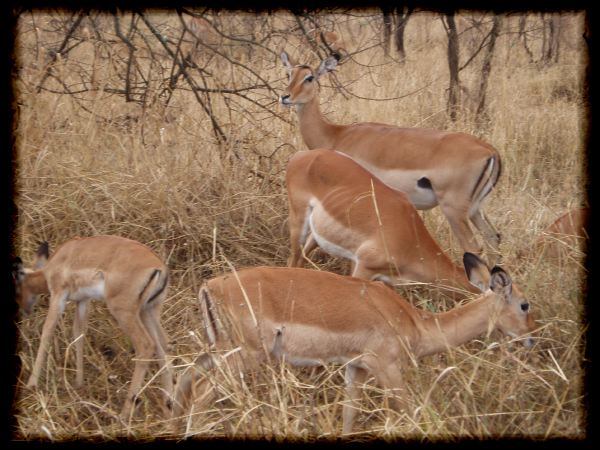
[[394, 6, 413, 63], [540, 13, 561, 66], [475, 15, 502, 121], [382, 7, 393, 56], [444, 13, 460, 122], [519, 13, 534, 62]]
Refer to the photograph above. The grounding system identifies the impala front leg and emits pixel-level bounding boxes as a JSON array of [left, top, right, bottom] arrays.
[[110, 302, 156, 420], [342, 364, 369, 434], [373, 361, 409, 422], [289, 231, 318, 268], [351, 261, 378, 282], [141, 301, 174, 414], [301, 233, 318, 262], [27, 292, 67, 388]]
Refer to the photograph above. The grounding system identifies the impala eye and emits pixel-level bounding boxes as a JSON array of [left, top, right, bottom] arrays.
[[305, 75, 315, 83], [521, 303, 529, 312]]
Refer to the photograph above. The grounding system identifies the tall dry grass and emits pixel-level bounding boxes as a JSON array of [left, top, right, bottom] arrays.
[[11, 10, 587, 441]]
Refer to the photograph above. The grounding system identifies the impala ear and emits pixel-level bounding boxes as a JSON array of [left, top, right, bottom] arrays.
[[463, 252, 490, 292], [280, 50, 295, 74], [12, 257, 24, 283], [489, 266, 513, 299], [33, 241, 49, 270], [316, 54, 338, 78]]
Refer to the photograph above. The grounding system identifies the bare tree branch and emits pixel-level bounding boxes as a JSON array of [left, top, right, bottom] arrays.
[[36, 11, 87, 93]]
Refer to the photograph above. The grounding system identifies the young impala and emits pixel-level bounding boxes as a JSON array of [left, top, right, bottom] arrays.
[[12, 235, 173, 419], [280, 51, 502, 263], [287, 149, 480, 298], [171, 253, 536, 434]]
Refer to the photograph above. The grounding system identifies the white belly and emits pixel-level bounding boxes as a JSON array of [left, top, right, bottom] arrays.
[[68, 274, 106, 302], [69, 280, 105, 302], [308, 207, 358, 264]]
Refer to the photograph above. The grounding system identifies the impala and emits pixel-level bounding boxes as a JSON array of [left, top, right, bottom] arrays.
[[12, 235, 173, 419], [522, 207, 589, 260], [308, 29, 346, 56], [287, 149, 480, 298], [171, 253, 535, 434], [279, 51, 502, 263]]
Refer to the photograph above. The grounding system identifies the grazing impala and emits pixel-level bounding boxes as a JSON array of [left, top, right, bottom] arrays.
[[171, 253, 536, 434], [280, 51, 502, 263], [287, 149, 480, 298], [521, 207, 589, 260], [12, 235, 173, 419]]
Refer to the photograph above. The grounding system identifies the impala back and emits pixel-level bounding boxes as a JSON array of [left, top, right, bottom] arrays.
[[201, 266, 420, 366]]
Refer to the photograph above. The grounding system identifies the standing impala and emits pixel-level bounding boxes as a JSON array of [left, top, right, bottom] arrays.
[[171, 253, 535, 434], [287, 149, 480, 298], [12, 235, 173, 419], [280, 51, 502, 263]]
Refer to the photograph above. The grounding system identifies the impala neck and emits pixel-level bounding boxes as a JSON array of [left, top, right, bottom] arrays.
[[25, 270, 50, 295], [295, 94, 341, 150], [415, 293, 499, 358]]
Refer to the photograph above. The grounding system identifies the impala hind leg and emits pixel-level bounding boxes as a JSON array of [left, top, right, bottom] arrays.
[[470, 209, 501, 265], [141, 301, 174, 414], [439, 203, 482, 255], [109, 302, 157, 420], [73, 300, 90, 387]]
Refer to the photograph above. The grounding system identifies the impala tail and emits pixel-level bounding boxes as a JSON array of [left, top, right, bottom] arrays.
[[199, 284, 219, 346], [171, 284, 218, 423]]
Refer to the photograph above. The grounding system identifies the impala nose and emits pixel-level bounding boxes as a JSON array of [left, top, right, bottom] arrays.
[[280, 94, 291, 105]]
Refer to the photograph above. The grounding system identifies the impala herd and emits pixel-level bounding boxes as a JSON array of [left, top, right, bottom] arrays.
[[12, 48, 586, 436]]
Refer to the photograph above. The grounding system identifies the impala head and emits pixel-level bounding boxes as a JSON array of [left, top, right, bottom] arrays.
[[279, 51, 339, 108], [319, 31, 343, 53], [12, 241, 49, 315], [464, 252, 536, 348]]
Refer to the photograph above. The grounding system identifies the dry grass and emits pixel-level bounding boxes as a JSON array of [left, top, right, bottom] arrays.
[[11, 10, 587, 442]]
